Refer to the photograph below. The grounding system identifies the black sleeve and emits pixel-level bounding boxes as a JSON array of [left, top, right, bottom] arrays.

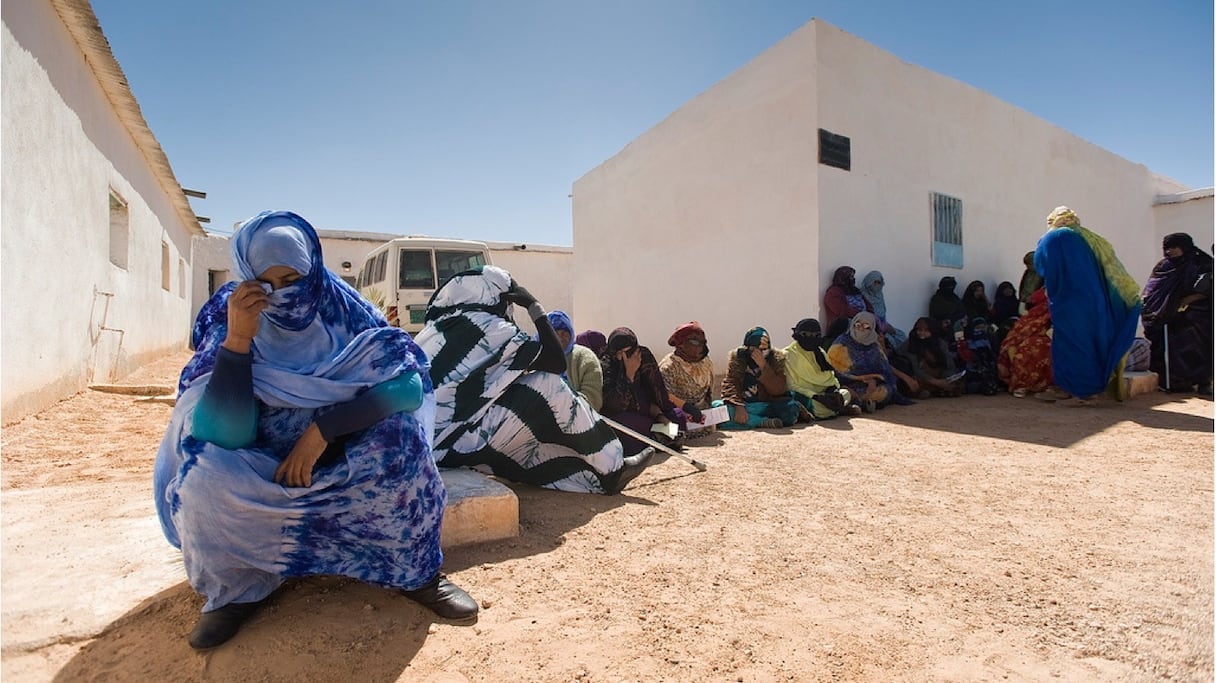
[[315, 390, 391, 443], [314, 373, 422, 442], [529, 308, 567, 374]]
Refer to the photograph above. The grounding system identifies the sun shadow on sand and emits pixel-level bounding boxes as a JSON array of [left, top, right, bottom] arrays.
[[52, 463, 698, 681], [53, 576, 456, 683], [440, 483, 641, 573], [870, 391, 1212, 448]]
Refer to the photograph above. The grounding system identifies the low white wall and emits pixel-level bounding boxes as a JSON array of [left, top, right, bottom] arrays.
[[485, 243, 573, 330], [2, 2, 194, 423], [1152, 191, 1214, 260]]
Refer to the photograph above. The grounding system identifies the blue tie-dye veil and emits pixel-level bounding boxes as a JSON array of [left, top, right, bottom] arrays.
[[182, 211, 427, 409]]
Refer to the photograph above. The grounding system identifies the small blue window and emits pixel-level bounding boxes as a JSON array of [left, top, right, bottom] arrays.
[[931, 192, 963, 268]]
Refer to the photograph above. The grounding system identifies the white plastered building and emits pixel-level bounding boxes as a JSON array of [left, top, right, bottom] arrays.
[[2, 0, 205, 423], [572, 19, 1212, 367]]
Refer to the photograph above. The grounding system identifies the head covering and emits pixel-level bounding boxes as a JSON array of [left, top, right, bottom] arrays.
[[576, 330, 607, 356], [426, 264, 512, 316], [183, 210, 419, 409], [244, 225, 312, 278], [1163, 233, 1196, 251], [1046, 206, 1081, 229], [848, 312, 879, 346], [860, 271, 888, 319], [831, 266, 860, 294], [1019, 252, 1044, 303], [542, 310, 575, 354], [791, 318, 828, 361], [992, 281, 1020, 324], [606, 327, 639, 355], [229, 211, 370, 375], [792, 318, 821, 337], [929, 277, 966, 323], [667, 321, 705, 347], [742, 326, 769, 348]]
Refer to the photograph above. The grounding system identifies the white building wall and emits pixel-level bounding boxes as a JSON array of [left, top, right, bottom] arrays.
[[190, 234, 234, 324], [573, 24, 818, 364], [2, 1, 196, 423], [812, 22, 1188, 334]]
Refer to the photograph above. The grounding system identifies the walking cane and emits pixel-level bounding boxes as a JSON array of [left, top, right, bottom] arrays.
[[598, 415, 709, 472], [1163, 323, 1170, 391]]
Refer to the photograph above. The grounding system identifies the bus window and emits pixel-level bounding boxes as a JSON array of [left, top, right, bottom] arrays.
[[375, 252, 388, 282], [398, 249, 435, 289], [436, 250, 487, 284]]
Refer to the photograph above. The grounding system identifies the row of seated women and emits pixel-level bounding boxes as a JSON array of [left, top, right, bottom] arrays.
[[824, 259, 1045, 363], [546, 311, 929, 449]]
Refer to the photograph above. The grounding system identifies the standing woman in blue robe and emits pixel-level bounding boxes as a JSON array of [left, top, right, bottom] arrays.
[[153, 211, 476, 650], [1033, 206, 1141, 405]]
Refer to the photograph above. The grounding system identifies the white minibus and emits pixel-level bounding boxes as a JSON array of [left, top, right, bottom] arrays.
[[356, 236, 492, 333]]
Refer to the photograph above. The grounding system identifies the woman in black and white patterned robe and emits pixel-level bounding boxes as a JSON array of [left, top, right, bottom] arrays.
[[415, 266, 647, 494]]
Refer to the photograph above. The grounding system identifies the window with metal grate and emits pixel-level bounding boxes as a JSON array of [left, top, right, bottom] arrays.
[[930, 192, 963, 268]]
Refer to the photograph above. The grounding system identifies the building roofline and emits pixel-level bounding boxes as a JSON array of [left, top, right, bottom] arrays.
[[1153, 187, 1215, 205], [50, 0, 205, 238]]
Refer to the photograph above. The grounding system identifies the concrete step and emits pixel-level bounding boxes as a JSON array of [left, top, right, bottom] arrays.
[[438, 468, 519, 548], [1124, 371, 1159, 398]]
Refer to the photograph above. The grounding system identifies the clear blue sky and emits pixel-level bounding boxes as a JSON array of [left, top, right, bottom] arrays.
[[92, 0, 1213, 245]]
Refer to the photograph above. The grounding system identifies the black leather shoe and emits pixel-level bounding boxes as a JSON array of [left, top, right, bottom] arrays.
[[402, 574, 479, 621], [188, 600, 264, 650], [607, 448, 655, 494]]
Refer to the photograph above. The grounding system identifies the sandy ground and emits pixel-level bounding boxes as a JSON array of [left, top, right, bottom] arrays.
[[1, 349, 1212, 682]]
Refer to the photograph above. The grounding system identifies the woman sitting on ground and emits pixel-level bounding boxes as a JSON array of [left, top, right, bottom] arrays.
[[898, 317, 963, 397], [828, 312, 907, 412], [658, 321, 714, 430], [416, 266, 652, 494], [823, 266, 875, 334], [956, 317, 1002, 395], [153, 211, 477, 651], [991, 281, 1020, 327], [928, 276, 967, 340], [1018, 251, 1044, 315], [720, 327, 805, 428], [861, 270, 908, 350], [962, 280, 993, 323], [782, 318, 860, 419], [544, 310, 604, 410], [600, 327, 688, 453], [575, 329, 608, 357], [997, 287, 1054, 397]]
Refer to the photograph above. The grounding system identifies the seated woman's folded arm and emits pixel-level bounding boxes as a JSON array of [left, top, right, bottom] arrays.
[[314, 370, 423, 442], [191, 347, 259, 449]]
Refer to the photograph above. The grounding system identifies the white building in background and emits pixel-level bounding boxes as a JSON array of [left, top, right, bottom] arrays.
[[573, 19, 1212, 368], [2, 0, 205, 423], [192, 229, 574, 334]]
